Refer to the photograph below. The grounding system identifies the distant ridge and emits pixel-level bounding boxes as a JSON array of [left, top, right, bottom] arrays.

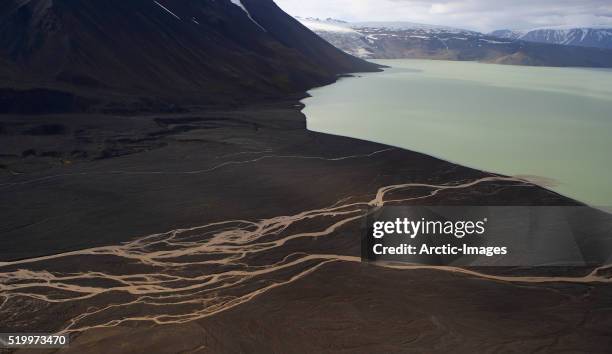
[[490, 26, 612, 49], [298, 17, 612, 68]]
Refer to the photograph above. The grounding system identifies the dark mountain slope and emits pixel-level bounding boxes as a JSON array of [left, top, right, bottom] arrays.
[[242, 0, 367, 74], [0, 0, 378, 113]]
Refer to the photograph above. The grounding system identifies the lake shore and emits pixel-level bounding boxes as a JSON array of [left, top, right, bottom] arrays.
[[305, 59, 612, 207]]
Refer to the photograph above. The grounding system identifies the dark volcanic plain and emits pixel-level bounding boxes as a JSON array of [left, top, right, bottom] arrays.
[[1, 0, 612, 353], [2, 101, 612, 353]]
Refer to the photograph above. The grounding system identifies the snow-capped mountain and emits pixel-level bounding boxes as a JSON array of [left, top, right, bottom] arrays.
[[296, 17, 489, 59], [490, 26, 612, 49], [298, 17, 612, 67], [295, 17, 375, 58], [489, 29, 524, 40]]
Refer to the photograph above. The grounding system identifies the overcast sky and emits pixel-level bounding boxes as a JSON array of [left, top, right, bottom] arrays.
[[274, 0, 612, 32]]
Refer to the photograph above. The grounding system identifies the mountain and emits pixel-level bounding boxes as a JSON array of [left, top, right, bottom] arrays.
[[489, 29, 523, 40], [296, 17, 483, 59], [0, 0, 378, 113], [491, 26, 612, 49], [348, 21, 487, 60], [299, 18, 612, 68], [295, 17, 376, 58]]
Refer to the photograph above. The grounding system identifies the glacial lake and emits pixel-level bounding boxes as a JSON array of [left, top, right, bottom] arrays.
[[303, 59, 612, 207]]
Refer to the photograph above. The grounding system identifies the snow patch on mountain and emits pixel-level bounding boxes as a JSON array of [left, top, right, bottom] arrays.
[[153, 1, 181, 20], [351, 21, 476, 35], [296, 17, 357, 33], [479, 38, 511, 44], [229, 0, 266, 31], [489, 29, 525, 40]]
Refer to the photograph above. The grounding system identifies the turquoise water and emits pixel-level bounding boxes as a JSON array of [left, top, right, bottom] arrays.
[[303, 59, 612, 206]]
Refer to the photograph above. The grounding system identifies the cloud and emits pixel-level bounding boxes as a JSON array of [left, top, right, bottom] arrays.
[[274, 0, 612, 32]]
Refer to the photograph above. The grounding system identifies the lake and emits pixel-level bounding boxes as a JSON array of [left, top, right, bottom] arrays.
[[303, 59, 612, 207]]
